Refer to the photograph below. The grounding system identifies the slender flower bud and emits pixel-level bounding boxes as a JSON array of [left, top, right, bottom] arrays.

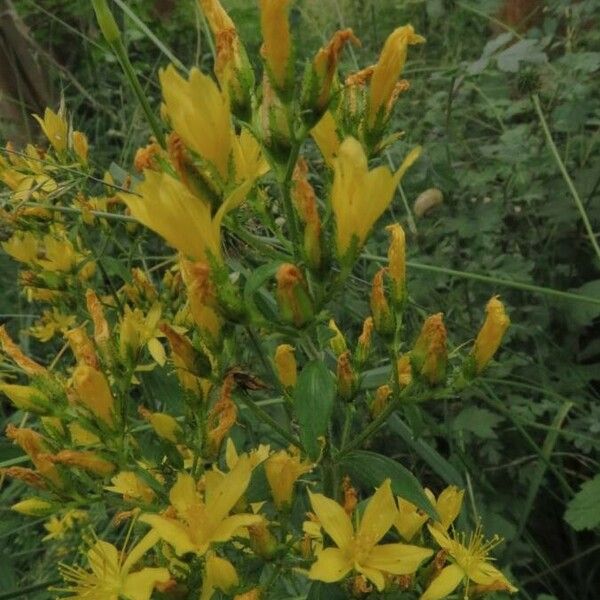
[[292, 159, 322, 270], [46, 450, 116, 476], [85, 289, 110, 350], [274, 344, 297, 389], [71, 131, 89, 163], [336, 351, 357, 400], [0, 467, 46, 489], [301, 29, 360, 120], [396, 354, 413, 388], [259, 0, 293, 96], [342, 476, 358, 515], [11, 497, 54, 516], [138, 407, 181, 444], [0, 325, 47, 375], [412, 313, 447, 385], [327, 320, 347, 357], [248, 520, 278, 560], [386, 224, 407, 306], [0, 383, 50, 413], [265, 449, 312, 510], [471, 296, 510, 374], [368, 25, 425, 127], [371, 384, 392, 418], [160, 323, 212, 383], [356, 317, 374, 365], [72, 364, 116, 427], [370, 268, 395, 336], [275, 264, 314, 327], [92, 0, 121, 43], [207, 375, 237, 455], [65, 326, 99, 369]]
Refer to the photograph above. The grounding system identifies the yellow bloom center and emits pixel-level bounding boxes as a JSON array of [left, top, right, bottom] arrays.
[[451, 526, 502, 577]]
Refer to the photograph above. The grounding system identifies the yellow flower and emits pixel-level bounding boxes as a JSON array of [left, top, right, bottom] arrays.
[[30, 309, 76, 343], [140, 455, 261, 556], [368, 26, 425, 126], [119, 304, 166, 366], [160, 65, 231, 180], [59, 531, 170, 600], [311, 111, 340, 167], [121, 170, 250, 264], [259, 0, 293, 93], [472, 296, 510, 373], [106, 471, 156, 504], [33, 108, 69, 152], [331, 137, 421, 257], [201, 552, 239, 600], [43, 509, 87, 541], [265, 448, 312, 509], [420, 526, 517, 600], [274, 344, 297, 388], [307, 479, 432, 591], [72, 364, 116, 427], [2, 231, 38, 264]]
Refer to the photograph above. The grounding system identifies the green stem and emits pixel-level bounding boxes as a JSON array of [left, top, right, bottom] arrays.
[[238, 390, 303, 451], [532, 93, 600, 264], [362, 253, 600, 306], [278, 142, 303, 263]]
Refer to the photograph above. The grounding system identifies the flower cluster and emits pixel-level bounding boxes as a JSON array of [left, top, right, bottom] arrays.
[[0, 1, 514, 598]]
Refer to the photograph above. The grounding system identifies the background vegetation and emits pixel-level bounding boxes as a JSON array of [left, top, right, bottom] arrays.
[[0, 0, 598, 598]]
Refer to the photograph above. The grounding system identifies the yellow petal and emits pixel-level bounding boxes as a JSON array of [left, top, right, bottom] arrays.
[[311, 111, 340, 168], [87, 540, 120, 577], [420, 564, 464, 600], [355, 563, 386, 592], [308, 547, 352, 583], [122, 530, 162, 574], [139, 514, 196, 556], [201, 553, 239, 600], [169, 472, 199, 516], [123, 568, 171, 600], [367, 542, 433, 575], [147, 338, 166, 366], [358, 479, 396, 545], [206, 454, 254, 523], [308, 491, 353, 549], [427, 524, 454, 552], [435, 486, 464, 530], [211, 513, 262, 543], [395, 497, 428, 541], [469, 560, 516, 590]]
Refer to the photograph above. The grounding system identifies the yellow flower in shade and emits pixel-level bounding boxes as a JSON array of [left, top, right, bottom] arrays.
[[33, 108, 69, 152], [265, 448, 312, 509], [395, 486, 463, 542], [30, 309, 76, 343], [472, 296, 510, 374], [420, 526, 517, 600], [121, 171, 251, 264], [307, 479, 433, 591], [331, 137, 421, 257], [311, 111, 340, 167], [72, 364, 116, 427], [368, 26, 425, 127], [274, 344, 297, 388], [259, 0, 293, 93], [159, 65, 231, 180], [200, 552, 239, 600], [140, 455, 261, 556], [106, 471, 156, 504], [59, 531, 170, 600], [2, 231, 38, 264]]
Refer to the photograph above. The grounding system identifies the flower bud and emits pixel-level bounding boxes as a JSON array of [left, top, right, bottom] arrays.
[[355, 317, 374, 365], [0, 383, 50, 413], [0, 466, 46, 489], [47, 450, 116, 476], [396, 354, 413, 388], [72, 364, 116, 427], [274, 344, 297, 389], [370, 384, 392, 418], [411, 313, 447, 385], [471, 296, 510, 374], [259, 0, 293, 97], [0, 325, 47, 375], [370, 268, 395, 336], [248, 520, 278, 560], [65, 326, 99, 369], [386, 223, 406, 307], [336, 351, 357, 400], [275, 264, 314, 327], [259, 74, 292, 161], [327, 320, 347, 357], [11, 497, 54, 516], [85, 289, 110, 351], [72, 131, 89, 163], [160, 323, 212, 385], [139, 407, 182, 444], [207, 375, 238, 455]]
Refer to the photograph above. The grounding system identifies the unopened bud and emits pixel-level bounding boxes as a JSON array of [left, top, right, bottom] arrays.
[[412, 314, 447, 385], [471, 296, 510, 375], [386, 224, 406, 307], [92, 0, 121, 43], [138, 407, 181, 444], [274, 344, 297, 389], [72, 365, 116, 427], [72, 131, 89, 163], [327, 320, 347, 357], [396, 354, 413, 388], [336, 351, 357, 400], [11, 497, 54, 516], [47, 450, 116, 476], [275, 264, 314, 327], [248, 520, 278, 560], [0, 383, 50, 413], [370, 268, 395, 336], [371, 384, 392, 417], [356, 317, 374, 365]]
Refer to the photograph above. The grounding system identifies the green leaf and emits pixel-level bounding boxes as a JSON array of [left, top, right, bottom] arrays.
[[564, 473, 600, 531], [306, 581, 347, 600], [452, 407, 503, 439], [293, 361, 335, 461], [242, 261, 281, 323], [338, 450, 437, 519]]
